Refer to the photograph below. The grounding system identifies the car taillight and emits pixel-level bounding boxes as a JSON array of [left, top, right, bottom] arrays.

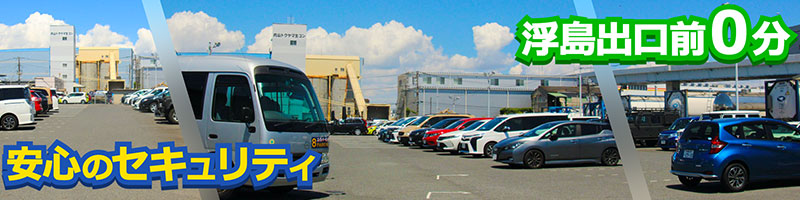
[[709, 136, 727, 154]]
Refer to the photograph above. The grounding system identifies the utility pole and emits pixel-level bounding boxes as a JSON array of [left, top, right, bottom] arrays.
[[17, 57, 21, 83]]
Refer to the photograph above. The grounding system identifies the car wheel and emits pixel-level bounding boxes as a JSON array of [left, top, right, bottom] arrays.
[[62, 100, 68, 104], [354, 129, 362, 135], [601, 148, 620, 166], [661, 147, 670, 151], [722, 163, 748, 192], [678, 176, 701, 188], [166, 108, 178, 124], [523, 149, 545, 169], [483, 142, 497, 158], [150, 103, 158, 113], [1, 114, 18, 130], [80, 100, 85, 104]]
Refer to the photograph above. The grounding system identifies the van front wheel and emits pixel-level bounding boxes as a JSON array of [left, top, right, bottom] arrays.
[[1, 114, 18, 130]]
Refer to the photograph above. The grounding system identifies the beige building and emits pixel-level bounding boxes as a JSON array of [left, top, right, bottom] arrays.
[[75, 47, 124, 91], [305, 55, 368, 120]]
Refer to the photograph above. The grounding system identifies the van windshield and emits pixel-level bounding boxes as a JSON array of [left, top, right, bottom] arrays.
[[255, 74, 326, 131]]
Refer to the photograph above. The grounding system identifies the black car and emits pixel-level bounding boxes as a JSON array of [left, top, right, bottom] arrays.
[[331, 118, 368, 135], [408, 118, 460, 147], [139, 89, 169, 112], [154, 91, 177, 124]]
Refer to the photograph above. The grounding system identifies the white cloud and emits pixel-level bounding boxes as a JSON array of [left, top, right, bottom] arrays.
[[134, 28, 156, 55], [0, 12, 66, 49], [166, 11, 245, 52], [473, 22, 514, 56], [246, 26, 272, 53], [77, 24, 133, 47]]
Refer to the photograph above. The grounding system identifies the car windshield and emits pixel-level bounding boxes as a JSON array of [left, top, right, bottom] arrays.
[[522, 121, 561, 137], [431, 119, 458, 129], [462, 121, 485, 131], [477, 117, 506, 131], [396, 118, 416, 126], [410, 116, 429, 126], [444, 120, 465, 129], [668, 118, 693, 130]]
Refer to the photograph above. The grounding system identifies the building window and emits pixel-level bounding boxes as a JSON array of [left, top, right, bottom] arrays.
[[62, 37, 67, 41], [62, 63, 67, 67], [438, 77, 445, 84], [424, 77, 432, 84], [455, 78, 462, 85], [62, 75, 68, 79], [290, 40, 297, 46], [516, 79, 525, 86], [490, 78, 499, 86], [541, 80, 549, 86]]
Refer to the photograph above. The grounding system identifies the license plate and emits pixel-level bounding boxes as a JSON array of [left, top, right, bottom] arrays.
[[683, 150, 694, 159], [492, 153, 497, 160], [661, 140, 666, 144]]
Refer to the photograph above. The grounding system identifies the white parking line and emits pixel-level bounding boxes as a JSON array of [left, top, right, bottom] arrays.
[[436, 174, 469, 180], [426, 191, 471, 199]]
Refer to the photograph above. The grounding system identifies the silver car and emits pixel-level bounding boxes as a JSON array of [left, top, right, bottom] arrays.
[[492, 121, 619, 169]]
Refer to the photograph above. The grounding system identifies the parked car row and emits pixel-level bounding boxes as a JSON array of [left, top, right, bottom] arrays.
[[122, 87, 176, 124], [375, 113, 621, 169], [0, 85, 60, 130]]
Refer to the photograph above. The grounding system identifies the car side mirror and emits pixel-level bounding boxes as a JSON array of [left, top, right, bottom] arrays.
[[242, 107, 255, 123], [549, 134, 559, 141], [500, 126, 511, 132]]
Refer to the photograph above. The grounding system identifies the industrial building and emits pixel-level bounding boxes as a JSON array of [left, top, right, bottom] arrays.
[[396, 72, 577, 118]]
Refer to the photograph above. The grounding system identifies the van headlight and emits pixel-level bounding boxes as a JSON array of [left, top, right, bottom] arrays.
[[320, 152, 329, 164]]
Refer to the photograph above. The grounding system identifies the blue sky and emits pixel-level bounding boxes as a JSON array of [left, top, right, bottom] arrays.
[[160, 0, 800, 56]]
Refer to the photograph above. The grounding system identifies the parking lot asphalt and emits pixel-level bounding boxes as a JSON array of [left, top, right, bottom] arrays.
[[9, 105, 795, 199], [638, 147, 800, 200], [0, 104, 200, 200]]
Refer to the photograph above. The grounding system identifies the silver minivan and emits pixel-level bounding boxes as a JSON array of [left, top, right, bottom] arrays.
[[179, 55, 329, 193]]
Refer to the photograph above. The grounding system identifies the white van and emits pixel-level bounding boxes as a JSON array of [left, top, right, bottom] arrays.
[[459, 113, 569, 157], [179, 55, 329, 193], [0, 85, 36, 130]]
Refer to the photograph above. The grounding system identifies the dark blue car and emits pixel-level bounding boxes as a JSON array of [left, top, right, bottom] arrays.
[[671, 118, 800, 192], [658, 117, 699, 150]]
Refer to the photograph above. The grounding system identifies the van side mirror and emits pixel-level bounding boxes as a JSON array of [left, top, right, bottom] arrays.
[[242, 107, 255, 123]]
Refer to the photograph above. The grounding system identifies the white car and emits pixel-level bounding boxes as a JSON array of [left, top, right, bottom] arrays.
[[62, 92, 88, 104], [389, 116, 424, 143], [437, 119, 489, 153], [377, 116, 419, 142], [458, 113, 570, 157], [124, 89, 151, 105], [0, 86, 36, 130]]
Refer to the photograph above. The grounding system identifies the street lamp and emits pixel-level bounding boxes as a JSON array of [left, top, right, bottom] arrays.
[[208, 42, 221, 55], [484, 71, 496, 117], [448, 95, 461, 112]]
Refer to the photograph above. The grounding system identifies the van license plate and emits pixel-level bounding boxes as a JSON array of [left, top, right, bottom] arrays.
[[683, 150, 694, 159]]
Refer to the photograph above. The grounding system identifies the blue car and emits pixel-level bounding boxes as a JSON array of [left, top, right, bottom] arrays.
[[658, 117, 699, 150], [671, 118, 800, 192]]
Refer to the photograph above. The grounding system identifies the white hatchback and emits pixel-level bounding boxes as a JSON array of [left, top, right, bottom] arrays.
[[0, 85, 36, 130], [458, 113, 570, 157], [62, 92, 88, 104], [437, 120, 488, 153]]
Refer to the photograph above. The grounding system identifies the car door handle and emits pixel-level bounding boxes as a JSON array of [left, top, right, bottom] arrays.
[[777, 145, 786, 150], [208, 134, 218, 139], [741, 143, 752, 147]]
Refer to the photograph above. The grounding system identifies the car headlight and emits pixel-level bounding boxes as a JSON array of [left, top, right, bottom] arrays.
[[511, 142, 523, 149], [669, 133, 678, 137], [320, 152, 329, 164], [438, 135, 455, 140]]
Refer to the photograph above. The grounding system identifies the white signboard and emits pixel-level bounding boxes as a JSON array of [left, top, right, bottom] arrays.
[[769, 81, 797, 119]]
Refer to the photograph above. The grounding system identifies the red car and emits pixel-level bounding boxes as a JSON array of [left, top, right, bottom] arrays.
[[30, 92, 42, 114], [423, 117, 493, 149]]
